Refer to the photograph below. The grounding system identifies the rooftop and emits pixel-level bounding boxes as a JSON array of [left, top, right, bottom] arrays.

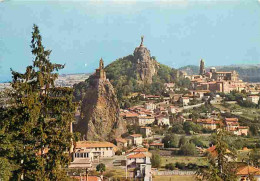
[[76, 141, 116, 149]]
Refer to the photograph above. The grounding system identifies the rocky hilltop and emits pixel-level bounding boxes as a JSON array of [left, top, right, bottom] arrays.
[[104, 37, 182, 103], [74, 59, 125, 141], [133, 36, 159, 84]]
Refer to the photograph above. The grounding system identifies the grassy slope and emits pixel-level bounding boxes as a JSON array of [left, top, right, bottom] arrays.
[[154, 175, 196, 181]]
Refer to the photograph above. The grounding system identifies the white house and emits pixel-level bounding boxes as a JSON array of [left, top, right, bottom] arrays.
[[156, 115, 170, 126], [126, 152, 152, 181], [247, 95, 260, 104], [144, 102, 156, 111], [127, 153, 150, 167], [116, 138, 128, 148], [70, 141, 117, 167], [140, 127, 152, 137], [128, 134, 143, 146], [180, 97, 190, 106], [138, 115, 155, 126]]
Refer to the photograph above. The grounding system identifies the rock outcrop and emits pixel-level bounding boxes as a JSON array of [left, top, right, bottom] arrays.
[[133, 36, 159, 84], [75, 59, 126, 141]]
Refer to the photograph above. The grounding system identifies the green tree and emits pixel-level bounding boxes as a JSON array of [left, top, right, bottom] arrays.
[[162, 134, 179, 148], [96, 163, 106, 173], [179, 143, 197, 156], [0, 158, 13, 180], [171, 123, 185, 134], [165, 163, 175, 170], [183, 121, 201, 135], [178, 136, 187, 147], [196, 130, 237, 181], [0, 25, 75, 180], [151, 153, 161, 168], [190, 136, 205, 148], [249, 148, 260, 167]]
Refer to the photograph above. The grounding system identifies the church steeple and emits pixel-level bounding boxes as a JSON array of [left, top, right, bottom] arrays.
[[95, 58, 106, 80], [99, 58, 104, 70], [199, 59, 206, 75], [140, 36, 144, 47]]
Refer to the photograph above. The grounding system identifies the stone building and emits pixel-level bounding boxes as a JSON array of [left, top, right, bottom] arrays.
[[95, 58, 106, 80], [199, 59, 206, 75]]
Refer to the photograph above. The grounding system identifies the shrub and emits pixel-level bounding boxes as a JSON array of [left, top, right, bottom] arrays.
[[179, 143, 198, 156], [115, 150, 122, 155], [165, 163, 175, 170], [151, 153, 161, 168], [162, 134, 179, 148], [190, 136, 205, 148], [187, 163, 198, 170], [175, 162, 186, 170]]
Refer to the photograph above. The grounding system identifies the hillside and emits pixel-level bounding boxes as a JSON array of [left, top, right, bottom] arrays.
[[74, 39, 190, 107], [179, 64, 260, 82], [105, 55, 182, 100]]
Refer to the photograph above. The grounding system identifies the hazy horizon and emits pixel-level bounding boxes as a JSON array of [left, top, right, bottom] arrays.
[[1, 0, 260, 81]]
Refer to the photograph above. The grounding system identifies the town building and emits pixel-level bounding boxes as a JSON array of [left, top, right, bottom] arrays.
[[156, 115, 170, 126], [140, 127, 152, 137], [246, 95, 260, 104], [128, 134, 143, 146], [196, 118, 217, 130], [138, 115, 155, 126], [236, 165, 260, 181], [144, 102, 156, 111], [199, 59, 206, 75], [115, 138, 128, 148], [149, 142, 164, 149], [180, 97, 190, 106], [70, 141, 117, 169], [224, 118, 248, 136], [164, 83, 175, 92]]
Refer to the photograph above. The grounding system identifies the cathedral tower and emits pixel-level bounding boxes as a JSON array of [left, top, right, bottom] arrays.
[[199, 59, 206, 75]]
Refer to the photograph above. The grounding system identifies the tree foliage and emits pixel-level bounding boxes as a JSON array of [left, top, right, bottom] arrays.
[[162, 134, 179, 148], [196, 130, 237, 181], [151, 153, 161, 168], [96, 163, 106, 173], [0, 25, 75, 180], [179, 143, 197, 156]]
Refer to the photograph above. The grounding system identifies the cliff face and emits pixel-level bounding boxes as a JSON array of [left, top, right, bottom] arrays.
[[75, 60, 126, 141], [133, 40, 159, 84]]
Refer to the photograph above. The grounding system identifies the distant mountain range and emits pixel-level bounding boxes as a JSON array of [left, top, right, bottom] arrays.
[[179, 64, 260, 82]]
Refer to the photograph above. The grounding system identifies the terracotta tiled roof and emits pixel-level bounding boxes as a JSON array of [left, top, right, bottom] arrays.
[[130, 147, 148, 153], [216, 71, 232, 74], [71, 176, 100, 181], [140, 127, 151, 129], [225, 118, 238, 122], [196, 119, 216, 124], [238, 126, 249, 129], [236, 166, 260, 175], [116, 138, 127, 143], [130, 134, 142, 138], [207, 145, 230, 157], [75, 141, 116, 149], [125, 112, 139, 118], [150, 143, 164, 146], [127, 153, 146, 159]]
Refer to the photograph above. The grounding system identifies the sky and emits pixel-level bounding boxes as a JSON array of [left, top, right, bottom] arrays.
[[1, 0, 260, 82]]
